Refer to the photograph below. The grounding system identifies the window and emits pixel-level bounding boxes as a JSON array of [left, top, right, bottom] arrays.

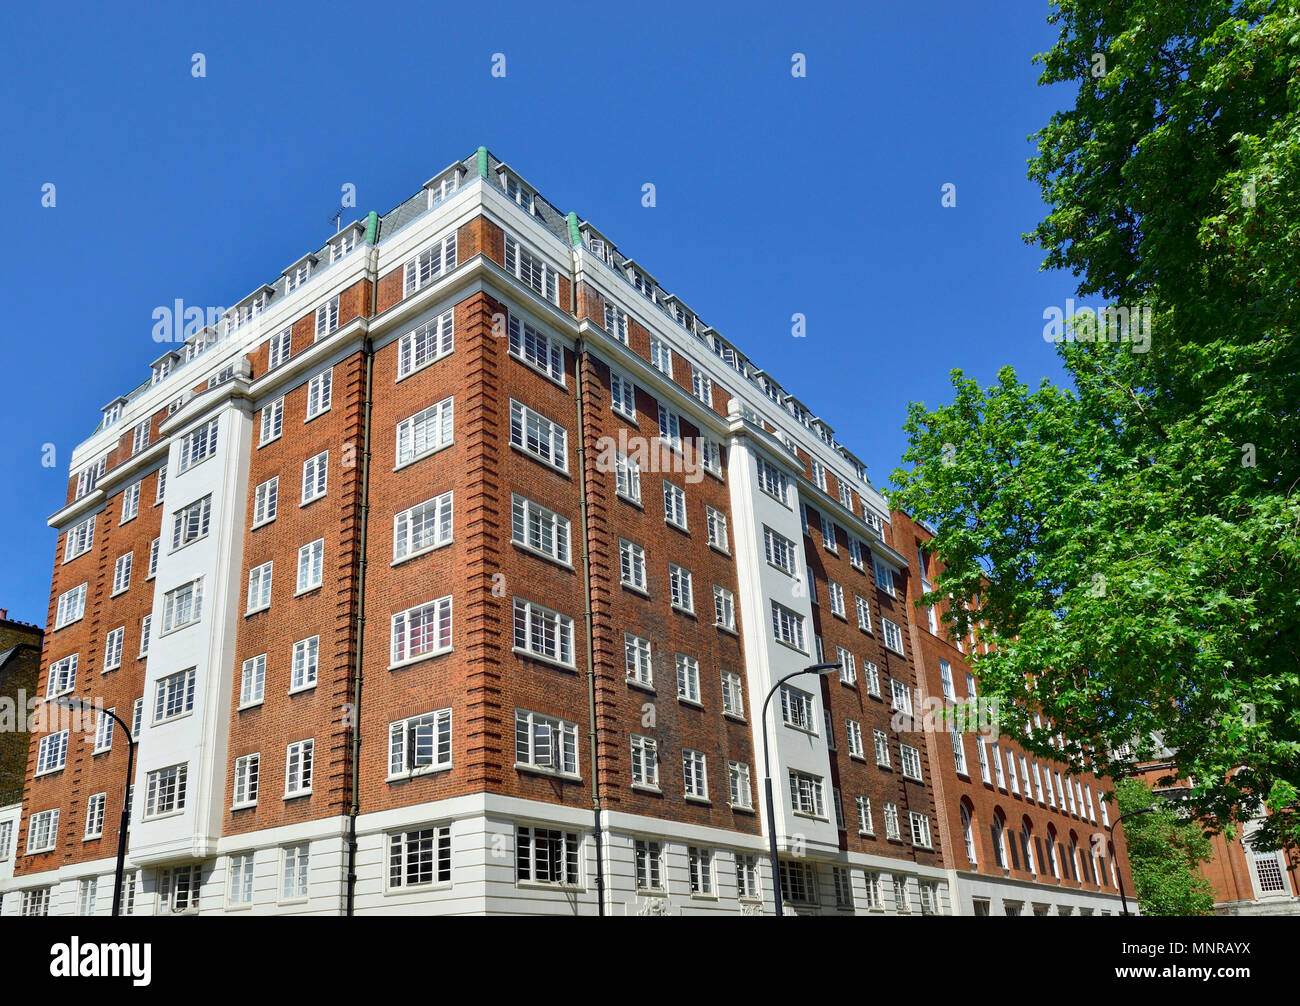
[[508, 314, 565, 383], [910, 812, 933, 848], [517, 827, 581, 886], [735, 854, 759, 899], [46, 654, 78, 697], [397, 311, 454, 377], [634, 839, 664, 891], [847, 720, 864, 758], [1252, 848, 1287, 893], [889, 678, 913, 716], [285, 740, 314, 796], [77, 878, 97, 915], [512, 598, 574, 665], [961, 804, 977, 862], [821, 518, 837, 553], [811, 459, 827, 492], [514, 709, 578, 775], [770, 601, 806, 651], [624, 633, 653, 686], [656, 404, 682, 451], [396, 397, 455, 467], [614, 452, 641, 502], [940, 659, 955, 699], [154, 668, 196, 723], [649, 337, 673, 376], [132, 699, 142, 737], [103, 627, 124, 672], [388, 709, 453, 777], [604, 302, 629, 345], [705, 506, 729, 551], [315, 295, 340, 338], [296, 538, 324, 592], [991, 744, 1007, 789], [662, 481, 687, 529], [268, 327, 292, 368], [977, 738, 992, 784], [36, 731, 69, 775], [301, 451, 328, 503], [992, 814, 1008, 868], [158, 865, 203, 915], [728, 761, 753, 810], [779, 684, 814, 731], [835, 648, 857, 686], [919, 881, 939, 916], [144, 763, 188, 818], [883, 802, 902, 841], [55, 583, 87, 628], [721, 671, 744, 717], [504, 234, 559, 304], [789, 770, 825, 817], [253, 477, 279, 528], [291, 636, 320, 691], [690, 366, 712, 406], [828, 581, 846, 617], [755, 457, 789, 505], [260, 397, 284, 445], [872, 556, 897, 595], [882, 618, 905, 655], [669, 564, 694, 612], [856, 795, 875, 835], [688, 847, 714, 895], [247, 561, 273, 613], [763, 526, 797, 575], [630, 734, 659, 787], [111, 552, 132, 595], [862, 660, 880, 697], [609, 369, 636, 418], [132, 420, 151, 455], [952, 731, 969, 775], [93, 707, 115, 753], [618, 539, 647, 591], [683, 749, 708, 800], [26, 809, 59, 854], [832, 866, 853, 908], [404, 234, 457, 295], [147, 538, 159, 579], [676, 654, 701, 703], [233, 754, 260, 808], [240, 655, 266, 707], [779, 861, 816, 904], [388, 827, 452, 889], [873, 729, 891, 767], [900, 743, 923, 781], [713, 586, 736, 630], [306, 369, 332, 419], [64, 515, 95, 562], [395, 492, 454, 561], [120, 482, 141, 523], [179, 418, 219, 472], [228, 853, 255, 906], [75, 456, 106, 498], [509, 400, 568, 472]]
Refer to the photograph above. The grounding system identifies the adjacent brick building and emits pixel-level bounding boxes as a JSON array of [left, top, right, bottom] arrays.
[[1, 149, 1130, 916]]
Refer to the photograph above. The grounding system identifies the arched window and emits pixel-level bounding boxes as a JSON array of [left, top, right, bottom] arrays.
[[991, 809, 1008, 869], [1046, 825, 1060, 878], [1020, 817, 1037, 875], [1068, 831, 1081, 883], [960, 801, 977, 864], [1108, 842, 1119, 889]]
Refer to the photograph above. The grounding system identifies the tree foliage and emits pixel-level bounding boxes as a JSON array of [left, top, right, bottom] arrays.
[[1115, 778, 1217, 915], [890, 1, 1300, 852]]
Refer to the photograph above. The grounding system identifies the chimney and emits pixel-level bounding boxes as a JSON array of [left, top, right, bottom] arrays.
[[0, 608, 7, 620]]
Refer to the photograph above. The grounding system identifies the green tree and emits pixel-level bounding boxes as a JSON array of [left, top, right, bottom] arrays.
[[889, 1, 1300, 853], [1115, 778, 1217, 916]]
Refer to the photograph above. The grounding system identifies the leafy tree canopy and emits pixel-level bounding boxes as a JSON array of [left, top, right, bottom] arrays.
[[890, 1, 1299, 852]]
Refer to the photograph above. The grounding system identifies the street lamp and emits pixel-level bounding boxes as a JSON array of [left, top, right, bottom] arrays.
[[761, 661, 841, 917], [1108, 806, 1156, 916], [55, 696, 136, 916]]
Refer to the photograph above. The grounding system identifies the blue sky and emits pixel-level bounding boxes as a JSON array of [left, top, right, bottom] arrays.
[[0, 0, 1078, 623]]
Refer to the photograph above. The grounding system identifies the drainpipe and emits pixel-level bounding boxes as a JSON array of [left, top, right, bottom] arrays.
[[572, 331, 607, 915], [345, 220, 379, 915]]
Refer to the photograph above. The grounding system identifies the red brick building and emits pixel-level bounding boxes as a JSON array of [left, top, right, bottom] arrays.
[[2, 149, 1129, 916]]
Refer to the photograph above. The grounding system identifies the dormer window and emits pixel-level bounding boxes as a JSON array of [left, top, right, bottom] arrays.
[[75, 456, 108, 499], [628, 268, 657, 303], [184, 328, 218, 362], [330, 230, 357, 263], [223, 291, 267, 337], [284, 258, 314, 294], [151, 352, 180, 386], [426, 169, 462, 206], [503, 175, 534, 213], [102, 400, 124, 428]]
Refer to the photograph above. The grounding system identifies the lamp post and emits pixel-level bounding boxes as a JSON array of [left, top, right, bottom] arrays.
[[761, 661, 841, 917], [56, 697, 136, 916], [1108, 806, 1155, 916]]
